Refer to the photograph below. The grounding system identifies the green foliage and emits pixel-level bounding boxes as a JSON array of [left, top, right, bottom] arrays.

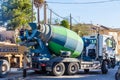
[[60, 20, 70, 29], [2, 0, 35, 29]]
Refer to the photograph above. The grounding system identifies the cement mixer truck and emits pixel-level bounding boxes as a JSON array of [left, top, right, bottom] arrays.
[[20, 23, 116, 76]]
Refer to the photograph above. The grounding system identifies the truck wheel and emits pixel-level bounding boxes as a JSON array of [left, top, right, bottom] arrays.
[[84, 69, 89, 73], [66, 62, 79, 75], [107, 60, 111, 69], [52, 62, 65, 76], [115, 72, 120, 80], [101, 61, 108, 74], [0, 60, 10, 78], [111, 61, 115, 69]]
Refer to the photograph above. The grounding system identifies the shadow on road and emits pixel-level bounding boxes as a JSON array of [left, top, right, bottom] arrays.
[[0, 67, 118, 80]]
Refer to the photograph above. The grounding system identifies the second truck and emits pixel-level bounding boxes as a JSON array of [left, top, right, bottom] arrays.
[[20, 23, 116, 76]]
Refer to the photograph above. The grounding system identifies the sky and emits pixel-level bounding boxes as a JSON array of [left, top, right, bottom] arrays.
[[37, 0, 120, 28]]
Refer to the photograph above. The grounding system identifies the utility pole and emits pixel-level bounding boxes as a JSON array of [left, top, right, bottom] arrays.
[[34, 0, 44, 25], [70, 13, 72, 30], [90, 21, 93, 34], [37, 7, 40, 24], [44, 1, 47, 24], [31, 0, 34, 22], [50, 9, 52, 24]]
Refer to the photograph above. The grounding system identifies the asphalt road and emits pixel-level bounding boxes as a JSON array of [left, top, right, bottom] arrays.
[[0, 66, 118, 80]]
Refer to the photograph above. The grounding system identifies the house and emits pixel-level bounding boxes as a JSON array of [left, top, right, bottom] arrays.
[[91, 24, 120, 58], [0, 27, 15, 43]]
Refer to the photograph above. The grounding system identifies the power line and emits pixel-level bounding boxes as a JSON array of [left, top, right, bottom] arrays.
[[72, 17, 79, 24], [47, 0, 120, 4], [47, 7, 66, 19], [47, 6, 80, 24]]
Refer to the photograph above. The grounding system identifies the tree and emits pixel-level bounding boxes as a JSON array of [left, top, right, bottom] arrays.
[[60, 20, 70, 29], [2, 0, 35, 29]]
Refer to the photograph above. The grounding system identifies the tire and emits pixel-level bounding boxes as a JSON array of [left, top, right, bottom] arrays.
[[107, 60, 111, 69], [111, 60, 116, 69], [66, 62, 79, 75], [84, 69, 89, 73], [0, 60, 10, 78], [115, 72, 120, 80], [101, 61, 108, 74], [52, 62, 65, 76]]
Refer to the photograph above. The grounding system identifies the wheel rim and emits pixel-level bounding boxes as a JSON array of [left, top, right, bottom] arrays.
[[56, 65, 62, 72], [55, 64, 64, 74], [2, 64, 7, 72], [69, 63, 78, 74], [71, 65, 76, 72]]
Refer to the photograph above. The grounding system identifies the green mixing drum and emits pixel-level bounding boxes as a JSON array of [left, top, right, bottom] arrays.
[[40, 25, 84, 58]]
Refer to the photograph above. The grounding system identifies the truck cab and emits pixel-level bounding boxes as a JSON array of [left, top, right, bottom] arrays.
[[81, 34, 116, 73]]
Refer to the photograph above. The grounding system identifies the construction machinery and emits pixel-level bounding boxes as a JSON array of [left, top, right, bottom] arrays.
[[0, 28, 28, 78], [0, 42, 27, 78], [20, 23, 116, 76]]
